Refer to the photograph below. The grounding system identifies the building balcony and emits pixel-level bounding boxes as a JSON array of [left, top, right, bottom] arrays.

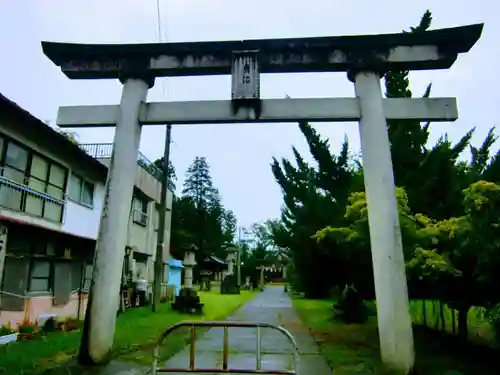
[[0, 175, 65, 223], [79, 143, 162, 182]]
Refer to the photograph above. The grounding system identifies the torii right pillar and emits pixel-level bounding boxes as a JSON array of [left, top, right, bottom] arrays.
[[349, 66, 414, 373]]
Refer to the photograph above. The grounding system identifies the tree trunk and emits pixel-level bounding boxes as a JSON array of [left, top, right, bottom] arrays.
[[451, 308, 456, 335], [439, 302, 446, 332], [422, 300, 427, 327], [457, 307, 469, 340]]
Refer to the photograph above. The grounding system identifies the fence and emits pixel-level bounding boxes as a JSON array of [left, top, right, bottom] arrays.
[[409, 299, 494, 343], [0, 174, 65, 223], [79, 143, 163, 182]]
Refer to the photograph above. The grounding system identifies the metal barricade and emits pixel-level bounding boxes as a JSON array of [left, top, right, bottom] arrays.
[[152, 321, 300, 375]]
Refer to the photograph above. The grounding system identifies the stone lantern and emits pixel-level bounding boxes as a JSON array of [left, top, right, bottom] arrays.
[[221, 245, 240, 294], [225, 246, 238, 276], [182, 243, 198, 289], [172, 243, 203, 314]]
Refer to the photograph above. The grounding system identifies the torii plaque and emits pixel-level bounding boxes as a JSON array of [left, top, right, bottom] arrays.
[[42, 23, 483, 374]]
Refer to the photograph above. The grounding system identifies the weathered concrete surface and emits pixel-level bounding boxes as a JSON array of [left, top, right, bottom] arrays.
[[42, 286, 330, 375]]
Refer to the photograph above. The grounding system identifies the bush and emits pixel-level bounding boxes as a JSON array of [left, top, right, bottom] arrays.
[[486, 303, 500, 342], [0, 324, 15, 336], [333, 284, 368, 324], [18, 322, 37, 334]]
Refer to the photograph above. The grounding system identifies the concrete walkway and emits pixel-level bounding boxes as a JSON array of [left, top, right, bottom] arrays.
[[163, 285, 331, 375], [43, 286, 330, 375]]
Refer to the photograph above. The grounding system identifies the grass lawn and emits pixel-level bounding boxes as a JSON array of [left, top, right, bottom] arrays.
[[0, 290, 256, 375], [293, 297, 498, 375]]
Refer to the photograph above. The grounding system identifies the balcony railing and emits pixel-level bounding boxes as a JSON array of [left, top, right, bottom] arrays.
[[0, 175, 65, 223], [80, 143, 162, 182]]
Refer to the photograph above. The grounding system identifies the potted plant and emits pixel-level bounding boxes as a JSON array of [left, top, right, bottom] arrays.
[[0, 323, 18, 345], [17, 320, 38, 340]]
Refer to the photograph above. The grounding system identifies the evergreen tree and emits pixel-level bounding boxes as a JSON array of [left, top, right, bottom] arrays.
[[270, 123, 357, 297], [176, 156, 236, 267], [182, 157, 218, 207]]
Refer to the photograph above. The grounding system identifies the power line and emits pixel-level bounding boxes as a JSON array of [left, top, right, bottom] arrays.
[[156, 0, 163, 42], [156, 0, 166, 97]]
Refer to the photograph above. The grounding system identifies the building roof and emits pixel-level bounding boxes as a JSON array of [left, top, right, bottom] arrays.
[[167, 258, 184, 268], [0, 93, 108, 180], [203, 255, 227, 265]]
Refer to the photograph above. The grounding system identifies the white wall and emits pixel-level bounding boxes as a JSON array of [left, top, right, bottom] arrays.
[[61, 182, 105, 240]]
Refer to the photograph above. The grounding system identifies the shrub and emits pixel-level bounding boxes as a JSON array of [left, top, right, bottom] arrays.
[[0, 324, 15, 336], [486, 303, 500, 342], [18, 320, 37, 334], [332, 284, 368, 324]]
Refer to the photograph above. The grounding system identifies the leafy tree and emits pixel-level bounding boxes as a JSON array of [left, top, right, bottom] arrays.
[[58, 130, 79, 144], [263, 8, 500, 343], [407, 181, 500, 339], [221, 210, 237, 244], [152, 157, 177, 191], [314, 187, 419, 296], [169, 196, 199, 256]]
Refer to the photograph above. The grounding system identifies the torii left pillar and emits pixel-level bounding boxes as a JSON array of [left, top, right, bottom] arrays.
[[79, 75, 154, 365]]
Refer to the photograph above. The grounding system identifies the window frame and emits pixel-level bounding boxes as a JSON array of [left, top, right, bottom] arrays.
[[28, 259, 52, 293], [0, 133, 68, 222], [132, 195, 149, 226], [68, 172, 95, 208], [83, 264, 93, 291]]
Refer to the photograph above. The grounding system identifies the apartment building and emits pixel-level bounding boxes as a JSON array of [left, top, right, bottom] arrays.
[[0, 93, 173, 326]]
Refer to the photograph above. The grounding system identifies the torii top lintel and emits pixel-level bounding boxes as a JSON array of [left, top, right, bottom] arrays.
[[41, 23, 483, 80]]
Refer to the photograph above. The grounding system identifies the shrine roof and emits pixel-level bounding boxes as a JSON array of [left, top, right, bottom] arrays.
[[203, 255, 227, 265], [41, 23, 483, 79]]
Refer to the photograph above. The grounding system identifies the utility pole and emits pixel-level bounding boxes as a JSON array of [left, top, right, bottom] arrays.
[[236, 227, 242, 287], [152, 123, 172, 312]]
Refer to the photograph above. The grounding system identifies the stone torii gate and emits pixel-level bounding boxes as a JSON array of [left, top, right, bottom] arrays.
[[42, 23, 482, 374]]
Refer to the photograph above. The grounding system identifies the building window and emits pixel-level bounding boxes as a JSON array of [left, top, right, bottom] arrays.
[[29, 260, 51, 292], [132, 195, 148, 226], [28, 156, 67, 221], [0, 135, 4, 162], [0, 135, 68, 222], [83, 264, 93, 290], [3, 141, 29, 184], [69, 173, 94, 207]]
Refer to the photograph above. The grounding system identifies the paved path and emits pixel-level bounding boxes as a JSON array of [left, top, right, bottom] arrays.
[[44, 286, 330, 375], [163, 285, 331, 375]]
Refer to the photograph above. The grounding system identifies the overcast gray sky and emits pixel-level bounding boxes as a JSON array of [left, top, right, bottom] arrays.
[[0, 1, 497, 228]]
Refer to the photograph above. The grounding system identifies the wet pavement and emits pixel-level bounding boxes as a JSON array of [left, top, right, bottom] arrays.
[[161, 285, 331, 375], [43, 286, 330, 375]]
